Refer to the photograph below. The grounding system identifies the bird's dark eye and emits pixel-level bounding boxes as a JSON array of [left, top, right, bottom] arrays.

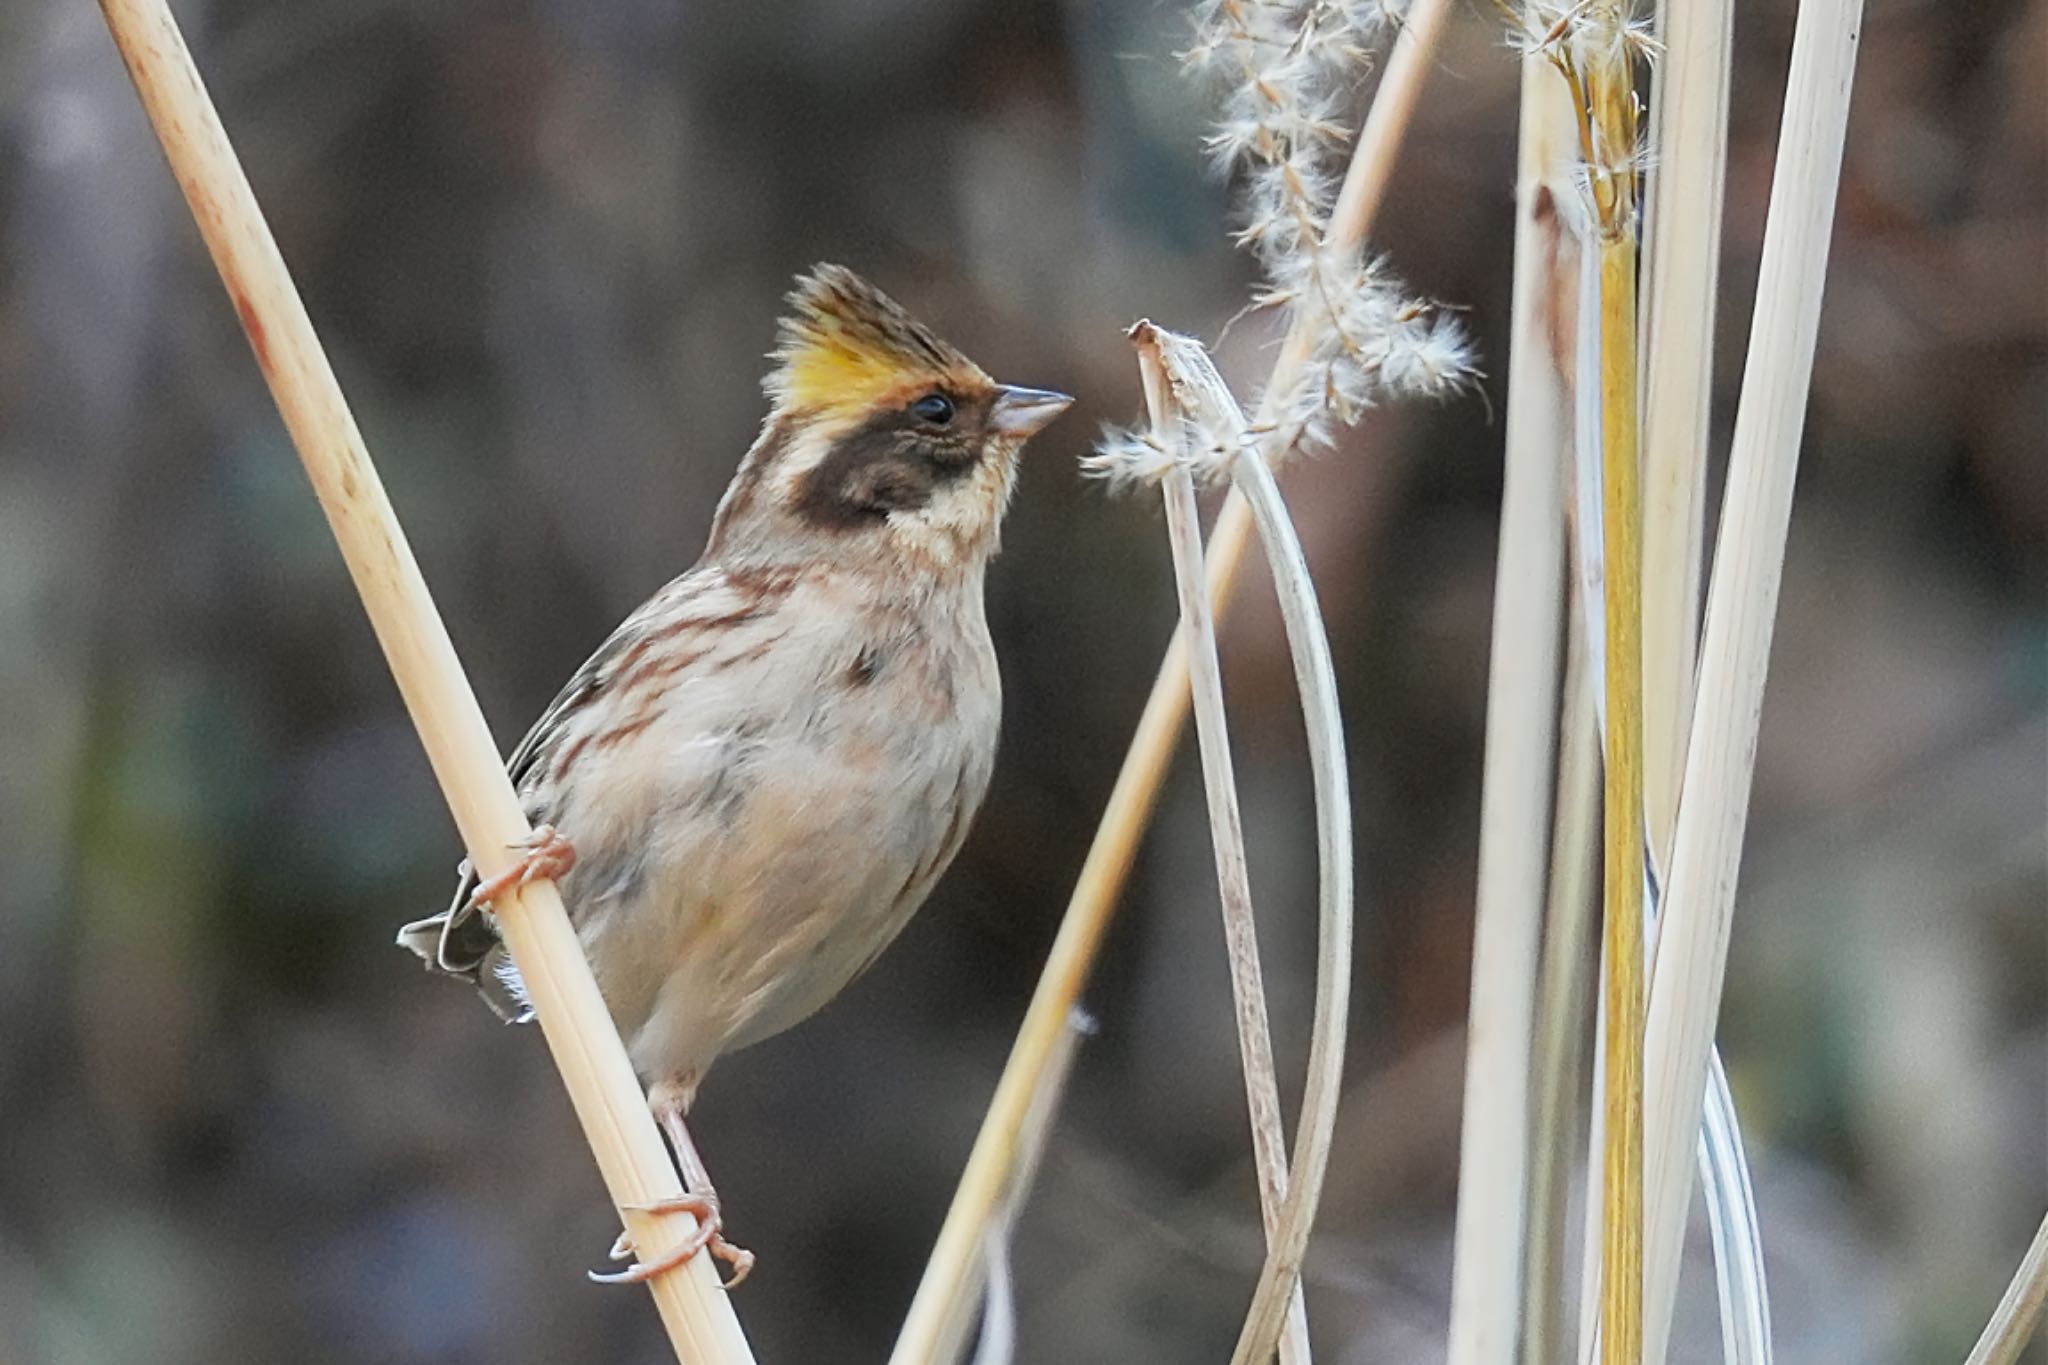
[[911, 392, 955, 425]]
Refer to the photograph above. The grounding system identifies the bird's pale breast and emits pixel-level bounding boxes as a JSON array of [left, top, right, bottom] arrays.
[[528, 567, 999, 1087]]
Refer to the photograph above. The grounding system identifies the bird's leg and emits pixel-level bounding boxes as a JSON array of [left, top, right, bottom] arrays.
[[652, 1085, 757, 1286], [468, 824, 577, 911], [590, 1078, 757, 1288]]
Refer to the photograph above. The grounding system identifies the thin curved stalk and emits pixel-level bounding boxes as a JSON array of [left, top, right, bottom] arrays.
[[1698, 1054, 1772, 1364], [1140, 340, 1312, 1365], [1220, 436, 1353, 1365], [1964, 1212, 2048, 1365], [1577, 900, 1775, 1365], [1120, 323, 1354, 1365]]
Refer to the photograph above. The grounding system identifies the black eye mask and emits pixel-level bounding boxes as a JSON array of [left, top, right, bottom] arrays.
[[794, 398, 991, 525]]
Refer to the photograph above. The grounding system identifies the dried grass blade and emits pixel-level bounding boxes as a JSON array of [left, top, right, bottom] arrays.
[[1638, 0, 1733, 877], [1639, 3, 1865, 1359]]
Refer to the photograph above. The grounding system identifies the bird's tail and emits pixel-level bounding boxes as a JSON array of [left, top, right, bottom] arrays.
[[396, 899, 533, 1024]]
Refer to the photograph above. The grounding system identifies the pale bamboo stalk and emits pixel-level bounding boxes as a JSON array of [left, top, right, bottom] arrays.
[[1638, 0, 1733, 879], [888, 5, 1450, 1355], [1444, 46, 1572, 1365], [93, 3, 752, 1359], [1963, 1211, 2048, 1365], [1140, 342, 1312, 1365], [1639, 4, 1864, 1360]]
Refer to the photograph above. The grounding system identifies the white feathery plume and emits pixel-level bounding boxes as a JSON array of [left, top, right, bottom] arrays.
[[1173, 0, 1475, 463]]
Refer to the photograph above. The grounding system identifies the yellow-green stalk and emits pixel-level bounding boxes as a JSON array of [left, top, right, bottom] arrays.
[[1526, 2, 1651, 1357], [1590, 42, 1646, 1365]]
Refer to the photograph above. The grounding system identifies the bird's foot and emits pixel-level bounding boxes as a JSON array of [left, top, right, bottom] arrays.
[[469, 824, 577, 911], [588, 1192, 755, 1289]]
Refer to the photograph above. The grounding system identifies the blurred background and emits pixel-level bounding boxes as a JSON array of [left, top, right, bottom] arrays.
[[0, 0, 2041, 1361]]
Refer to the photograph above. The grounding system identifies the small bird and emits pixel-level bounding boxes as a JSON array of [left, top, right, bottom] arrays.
[[398, 265, 1070, 1284]]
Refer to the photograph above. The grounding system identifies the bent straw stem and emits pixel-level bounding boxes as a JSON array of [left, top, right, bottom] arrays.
[[1140, 344, 1312, 1365], [1221, 402, 1356, 1365]]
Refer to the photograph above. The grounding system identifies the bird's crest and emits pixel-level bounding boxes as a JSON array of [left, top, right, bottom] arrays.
[[766, 264, 987, 413]]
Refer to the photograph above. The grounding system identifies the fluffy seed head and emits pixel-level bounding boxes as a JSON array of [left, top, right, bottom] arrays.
[[1166, 0, 1476, 464]]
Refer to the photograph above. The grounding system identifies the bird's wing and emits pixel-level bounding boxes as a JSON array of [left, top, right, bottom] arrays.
[[406, 562, 791, 981]]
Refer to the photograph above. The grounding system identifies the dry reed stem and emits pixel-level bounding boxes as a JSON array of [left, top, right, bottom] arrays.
[[1138, 340, 1312, 1365], [92, 2, 752, 1359], [889, 5, 1451, 1358], [1637, 0, 1732, 877], [1638, 3, 1863, 1359], [1963, 1211, 2048, 1365], [936, 1009, 1094, 1365], [1443, 47, 1572, 1365]]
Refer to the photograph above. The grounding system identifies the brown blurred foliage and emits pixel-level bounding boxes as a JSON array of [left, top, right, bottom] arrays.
[[0, 1, 2040, 1362]]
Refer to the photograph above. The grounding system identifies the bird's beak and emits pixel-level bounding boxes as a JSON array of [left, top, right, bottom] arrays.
[[990, 385, 1074, 440]]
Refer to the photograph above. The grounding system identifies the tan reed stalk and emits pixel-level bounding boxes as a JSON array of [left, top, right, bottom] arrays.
[[92, 3, 753, 1359], [1963, 1211, 2048, 1365], [1638, 2, 1864, 1358], [888, 5, 1452, 1357], [1138, 339, 1312, 1365], [1443, 46, 1574, 1365], [1637, 0, 1732, 878], [932, 1009, 1094, 1365]]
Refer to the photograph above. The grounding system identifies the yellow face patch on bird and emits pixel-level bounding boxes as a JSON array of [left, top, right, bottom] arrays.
[[766, 264, 992, 416], [703, 264, 1071, 573]]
